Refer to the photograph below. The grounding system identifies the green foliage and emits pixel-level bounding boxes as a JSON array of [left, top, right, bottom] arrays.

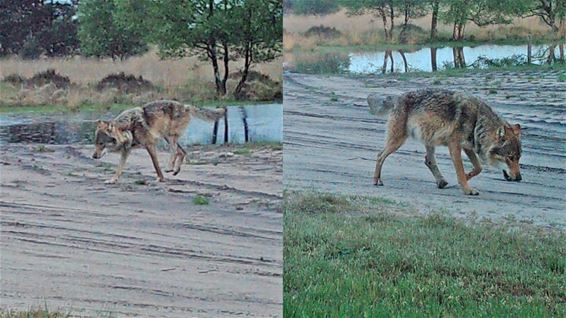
[[0, 0, 79, 57], [78, 0, 148, 60], [289, 0, 341, 15], [117, 0, 282, 96], [193, 195, 210, 205]]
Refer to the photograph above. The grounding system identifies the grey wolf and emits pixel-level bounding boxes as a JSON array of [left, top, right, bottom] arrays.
[[368, 89, 522, 195], [92, 100, 225, 184]]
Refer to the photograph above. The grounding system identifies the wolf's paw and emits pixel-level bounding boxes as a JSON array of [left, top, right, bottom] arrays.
[[373, 178, 384, 186], [437, 180, 448, 189], [104, 178, 118, 184], [463, 187, 479, 195], [156, 176, 165, 182], [172, 168, 181, 176], [164, 168, 174, 173]]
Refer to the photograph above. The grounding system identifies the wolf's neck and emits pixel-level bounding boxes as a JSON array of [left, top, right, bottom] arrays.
[[474, 105, 506, 159]]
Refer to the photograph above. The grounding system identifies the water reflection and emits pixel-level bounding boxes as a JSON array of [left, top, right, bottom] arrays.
[[0, 104, 283, 146], [292, 44, 563, 75]]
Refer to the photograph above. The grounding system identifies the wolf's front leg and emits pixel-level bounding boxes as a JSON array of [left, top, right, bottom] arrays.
[[105, 149, 130, 184], [463, 148, 482, 181], [146, 144, 165, 182], [448, 142, 479, 195]]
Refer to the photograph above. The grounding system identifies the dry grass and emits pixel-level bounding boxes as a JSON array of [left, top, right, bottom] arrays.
[[283, 10, 554, 52], [284, 10, 548, 35], [0, 49, 282, 108], [0, 50, 282, 87]]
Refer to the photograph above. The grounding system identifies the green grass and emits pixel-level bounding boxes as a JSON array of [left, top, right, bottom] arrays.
[[33, 145, 55, 153], [284, 191, 566, 318], [0, 307, 70, 318], [559, 74, 566, 82], [192, 195, 209, 205], [233, 148, 252, 155]]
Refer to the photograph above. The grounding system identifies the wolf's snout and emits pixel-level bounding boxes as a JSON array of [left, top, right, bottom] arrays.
[[92, 153, 99, 159], [503, 170, 522, 182]]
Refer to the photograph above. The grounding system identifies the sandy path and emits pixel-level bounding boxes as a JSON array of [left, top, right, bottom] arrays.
[[1, 144, 282, 317], [284, 71, 565, 229]]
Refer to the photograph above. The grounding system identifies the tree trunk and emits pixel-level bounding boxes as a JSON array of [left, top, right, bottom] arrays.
[[209, 44, 226, 95], [234, 6, 253, 97], [430, 0, 439, 40], [399, 5, 410, 43], [559, 44, 564, 64], [235, 43, 252, 97], [381, 13, 391, 42], [389, 3, 395, 42], [222, 40, 229, 93]]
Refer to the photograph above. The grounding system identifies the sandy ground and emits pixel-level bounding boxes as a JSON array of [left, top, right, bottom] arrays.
[[0, 144, 282, 317], [284, 70, 565, 229]]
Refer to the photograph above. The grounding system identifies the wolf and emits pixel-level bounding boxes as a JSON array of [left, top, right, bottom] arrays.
[[368, 89, 522, 195], [92, 100, 225, 184]]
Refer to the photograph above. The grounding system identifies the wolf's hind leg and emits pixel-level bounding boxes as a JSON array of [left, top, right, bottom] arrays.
[[105, 149, 130, 184], [172, 143, 186, 176], [373, 134, 407, 186], [463, 148, 482, 180], [424, 145, 448, 189], [164, 136, 176, 173]]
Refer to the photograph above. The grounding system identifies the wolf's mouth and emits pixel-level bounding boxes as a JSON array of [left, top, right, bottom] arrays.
[[503, 170, 522, 182]]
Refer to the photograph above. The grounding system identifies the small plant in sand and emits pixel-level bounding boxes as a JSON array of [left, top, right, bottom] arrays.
[[193, 195, 209, 205]]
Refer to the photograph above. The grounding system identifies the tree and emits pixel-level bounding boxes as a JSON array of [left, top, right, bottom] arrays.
[[520, 0, 566, 33], [342, 0, 396, 42], [117, 0, 282, 96], [78, 0, 148, 60], [397, 0, 427, 43], [291, 0, 341, 15], [441, 0, 516, 40], [429, 0, 440, 40], [233, 0, 283, 95], [0, 0, 79, 58]]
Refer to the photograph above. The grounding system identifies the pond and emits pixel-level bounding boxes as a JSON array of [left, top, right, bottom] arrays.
[[291, 44, 563, 74], [0, 104, 283, 146]]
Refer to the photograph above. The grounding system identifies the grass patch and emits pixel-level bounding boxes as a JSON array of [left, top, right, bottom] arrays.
[[0, 307, 70, 318], [233, 148, 252, 156], [192, 195, 209, 205], [559, 74, 566, 82], [284, 191, 566, 317], [33, 145, 55, 153]]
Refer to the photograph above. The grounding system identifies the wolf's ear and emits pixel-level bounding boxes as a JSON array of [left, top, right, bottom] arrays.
[[96, 120, 108, 128], [511, 124, 521, 137], [497, 127, 506, 141]]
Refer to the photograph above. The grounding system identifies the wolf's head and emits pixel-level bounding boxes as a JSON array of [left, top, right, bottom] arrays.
[[487, 124, 522, 182], [92, 120, 127, 159]]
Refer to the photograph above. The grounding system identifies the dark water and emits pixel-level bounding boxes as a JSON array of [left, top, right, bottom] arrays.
[[293, 44, 562, 74], [0, 104, 282, 146]]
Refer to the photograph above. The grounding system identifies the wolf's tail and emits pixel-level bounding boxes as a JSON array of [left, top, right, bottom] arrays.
[[367, 93, 396, 116], [188, 106, 226, 122]]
